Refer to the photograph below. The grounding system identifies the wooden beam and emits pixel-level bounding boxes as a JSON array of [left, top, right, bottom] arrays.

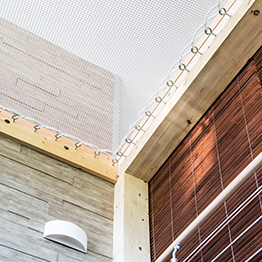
[[113, 173, 150, 262], [0, 109, 118, 183], [119, 0, 262, 182]]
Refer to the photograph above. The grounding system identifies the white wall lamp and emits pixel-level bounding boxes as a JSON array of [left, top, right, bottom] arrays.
[[43, 220, 87, 253]]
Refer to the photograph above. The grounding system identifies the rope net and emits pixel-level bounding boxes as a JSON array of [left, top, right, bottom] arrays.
[[0, 0, 235, 161]]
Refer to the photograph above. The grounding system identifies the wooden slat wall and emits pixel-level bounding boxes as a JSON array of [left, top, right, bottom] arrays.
[[149, 46, 262, 261], [0, 135, 114, 262]]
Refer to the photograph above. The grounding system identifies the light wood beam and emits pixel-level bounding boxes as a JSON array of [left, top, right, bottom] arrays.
[[113, 173, 150, 262], [0, 109, 118, 183], [119, 0, 262, 182]]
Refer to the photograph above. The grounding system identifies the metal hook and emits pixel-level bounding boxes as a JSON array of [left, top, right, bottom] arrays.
[[34, 125, 41, 132], [145, 110, 155, 118], [204, 27, 216, 36], [171, 243, 181, 262], [12, 114, 19, 122], [74, 142, 82, 150], [191, 46, 202, 55], [166, 80, 178, 92], [219, 7, 231, 17], [166, 80, 174, 87], [94, 150, 100, 157], [116, 150, 127, 157], [155, 96, 166, 104], [178, 63, 190, 72], [112, 159, 118, 166], [55, 133, 62, 141], [125, 137, 136, 145], [135, 125, 145, 132]]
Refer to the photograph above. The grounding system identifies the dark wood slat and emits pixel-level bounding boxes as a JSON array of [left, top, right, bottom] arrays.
[[149, 46, 262, 262]]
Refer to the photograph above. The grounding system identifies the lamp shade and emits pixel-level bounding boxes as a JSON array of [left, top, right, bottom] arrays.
[[43, 220, 87, 253]]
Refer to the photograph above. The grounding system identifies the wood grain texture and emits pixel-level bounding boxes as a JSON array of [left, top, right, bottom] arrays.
[[119, 0, 262, 182], [0, 135, 113, 261], [0, 111, 118, 183], [149, 46, 262, 261], [113, 173, 151, 262]]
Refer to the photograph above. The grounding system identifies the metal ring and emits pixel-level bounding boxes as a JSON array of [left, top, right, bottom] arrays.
[[219, 7, 231, 17], [191, 46, 202, 55], [179, 63, 190, 72], [94, 150, 100, 157], [125, 137, 135, 144], [112, 159, 118, 165], [116, 151, 123, 156], [205, 27, 216, 36], [116, 151, 126, 157], [135, 125, 145, 132], [74, 142, 82, 150], [155, 96, 162, 103], [145, 110, 155, 118], [166, 80, 174, 87], [155, 96, 166, 104]]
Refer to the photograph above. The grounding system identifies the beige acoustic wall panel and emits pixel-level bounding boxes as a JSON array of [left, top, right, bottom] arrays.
[[0, 18, 116, 151]]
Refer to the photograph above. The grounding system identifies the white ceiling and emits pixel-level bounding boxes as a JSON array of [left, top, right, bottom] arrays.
[[0, 0, 223, 153]]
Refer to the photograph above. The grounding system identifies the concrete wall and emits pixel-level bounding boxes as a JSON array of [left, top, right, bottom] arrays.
[[0, 135, 114, 262]]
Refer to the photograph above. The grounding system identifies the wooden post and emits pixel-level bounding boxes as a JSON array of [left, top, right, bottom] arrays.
[[113, 173, 151, 262]]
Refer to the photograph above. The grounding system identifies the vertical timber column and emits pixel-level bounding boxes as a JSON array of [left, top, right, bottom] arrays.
[[113, 173, 151, 262]]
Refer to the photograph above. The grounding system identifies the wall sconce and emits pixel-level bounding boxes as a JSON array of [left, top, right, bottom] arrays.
[[43, 220, 87, 253]]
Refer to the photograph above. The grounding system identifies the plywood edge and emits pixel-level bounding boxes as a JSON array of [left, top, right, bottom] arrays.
[[0, 110, 118, 184], [119, 0, 261, 181]]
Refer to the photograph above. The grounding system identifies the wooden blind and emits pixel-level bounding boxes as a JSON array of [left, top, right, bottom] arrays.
[[149, 46, 262, 262]]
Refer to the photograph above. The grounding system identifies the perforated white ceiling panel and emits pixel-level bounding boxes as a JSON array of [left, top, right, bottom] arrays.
[[0, 0, 225, 153]]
